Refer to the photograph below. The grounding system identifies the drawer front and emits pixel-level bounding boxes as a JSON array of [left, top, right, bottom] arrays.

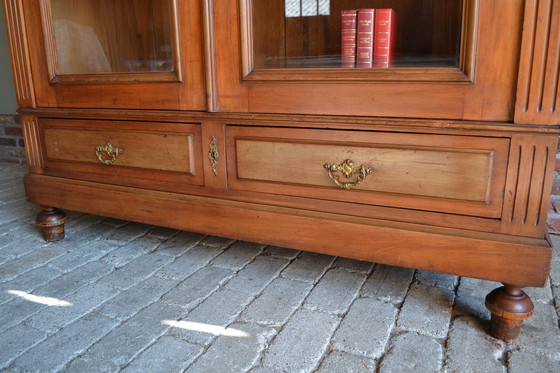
[[40, 119, 203, 188], [226, 126, 510, 218]]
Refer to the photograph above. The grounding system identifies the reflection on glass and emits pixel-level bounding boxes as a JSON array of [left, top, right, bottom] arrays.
[[253, 0, 463, 69], [49, 0, 175, 74]]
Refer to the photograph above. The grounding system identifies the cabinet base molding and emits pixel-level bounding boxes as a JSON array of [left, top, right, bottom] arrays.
[[26, 174, 551, 289]]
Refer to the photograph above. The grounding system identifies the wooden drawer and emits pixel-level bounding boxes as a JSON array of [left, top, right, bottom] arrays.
[[40, 119, 204, 189], [226, 126, 510, 218]]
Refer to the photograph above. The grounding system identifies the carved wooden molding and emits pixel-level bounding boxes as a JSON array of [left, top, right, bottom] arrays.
[[2, 0, 35, 107], [515, 0, 560, 125], [20, 115, 44, 171], [501, 134, 558, 236]]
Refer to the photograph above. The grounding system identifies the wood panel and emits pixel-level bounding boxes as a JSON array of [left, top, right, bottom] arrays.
[[2, 0, 35, 107], [226, 126, 509, 218], [515, 0, 560, 125], [43, 129, 196, 173], [39, 118, 204, 189]]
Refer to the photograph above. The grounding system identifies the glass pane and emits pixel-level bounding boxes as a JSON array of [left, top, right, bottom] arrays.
[[49, 0, 175, 74], [252, 0, 463, 69]]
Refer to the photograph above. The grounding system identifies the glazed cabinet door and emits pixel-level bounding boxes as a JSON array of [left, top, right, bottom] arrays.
[[3, 0, 206, 110], [214, 0, 524, 121]]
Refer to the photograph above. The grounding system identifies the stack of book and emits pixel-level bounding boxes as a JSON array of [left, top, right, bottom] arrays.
[[341, 8, 396, 68]]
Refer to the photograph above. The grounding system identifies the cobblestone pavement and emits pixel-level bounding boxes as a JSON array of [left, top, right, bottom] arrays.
[[1, 162, 559, 373]]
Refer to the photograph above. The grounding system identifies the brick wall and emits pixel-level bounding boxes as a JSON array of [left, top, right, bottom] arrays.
[[0, 114, 25, 164], [0, 114, 559, 233]]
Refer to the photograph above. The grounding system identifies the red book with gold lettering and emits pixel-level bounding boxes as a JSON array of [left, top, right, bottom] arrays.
[[356, 9, 375, 68], [341, 10, 357, 67], [373, 9, 396, 68]]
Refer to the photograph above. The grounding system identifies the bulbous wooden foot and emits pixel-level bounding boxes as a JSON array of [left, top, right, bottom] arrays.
[[485, 284, 534, 341], [36, 208, 68, 242]]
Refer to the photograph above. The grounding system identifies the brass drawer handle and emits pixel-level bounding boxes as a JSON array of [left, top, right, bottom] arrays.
[[323, 159, 374, 190], [95, 142, 124, 165]]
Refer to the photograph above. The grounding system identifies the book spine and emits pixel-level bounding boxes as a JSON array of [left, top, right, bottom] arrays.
[[356, 9, 375, 68], [373, 9, 396, 68], [341, 10, 357, 68]]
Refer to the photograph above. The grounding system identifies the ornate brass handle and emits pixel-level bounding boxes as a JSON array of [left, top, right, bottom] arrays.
[[95, 142, 124, 165], [323, 159, 374, 190]]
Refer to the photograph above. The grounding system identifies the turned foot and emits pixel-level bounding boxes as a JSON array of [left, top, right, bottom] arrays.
[[485, 284, 534, 341], [36, 208, 68, 242]]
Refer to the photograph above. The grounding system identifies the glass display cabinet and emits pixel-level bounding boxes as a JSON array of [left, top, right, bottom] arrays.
[[3, 0, 560, 342]]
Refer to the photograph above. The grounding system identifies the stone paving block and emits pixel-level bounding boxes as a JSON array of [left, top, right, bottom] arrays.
[[2, 219, 39, 237], [156, 245, 226, 281], [185, 323, 276, 372], [121, 336, 203, 373], [240, 277, 314, 325], [249, 366, 276, 373], [6, 313, 118, 373], [524, 280, 554, 304], [26, 283, 118, 334], [554, 285, 560, 318], [332, 298, 397, 359], [96, 253, 174, 290], [101, 235, 164, 268], [316, 350, 376, 373], [0, 245, 66, 281], [103, 222, 153, 244], [262, 309, 341, 372], [224, 256, 289, 295], [508, 351, 560, 373], [378, 331, 442, 373], [550, 259, 560, 286], [0, 200, 37, 225], [361, 264, 414, 304], [0, 324, 47, 369], [0, 234, 47, 259], [96, 275, 178, 321], [199, 235, 236, 248], [0, 297, 46, 333], [36, 259, 114, 299], [454, 277, 498, 319], [145, 226, 181, 240], [551, 234, 560, 261], [64, 213, 105, 231], [511, 302, 560, 360], [304, 267, 367, 315], [100, 217, 129, 227], [47, 240, 119, 273], [414, 270, 458, 290], [397, 282, 454, 338], [170, 288, 255, 346], [261, 245, 300, 259], [280, 251, 335, 283], [211, 240, 265, 270], [64, 302, 188, 372], [0, 265, 61, 305], [151, 230, 207, 257], [332, 257, 375, 274], [58, 222, 117, 247], [444, 316, 506, 373], [161, 265, 235, 309]]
